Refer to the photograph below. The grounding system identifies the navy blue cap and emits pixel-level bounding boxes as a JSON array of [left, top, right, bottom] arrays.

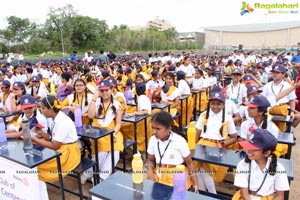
[[126, 78, 133, 87], [231, 68, 243, 75], [107, 78, 117, 86], [101, 70, 110, 78], [168, 66, 176, 71], [136, 82, 146, 91], [271, 65, 286, 73], [209, 91, 225, 103], [98, 80, 111, 90], [211, 85, 222, 93], [162, 85, 169, 93], [246, 67, 256, 73], [244, 95, 270, 108], [13, 81, 25, 89], [247, 86, 262, 94], [239, 128, 277, 151], [20, 94, 36, 109], [0, 80, 11, 88], [243, 74, 254, 83], [31, 75, 41, 82], [176, 70, 186, 79]]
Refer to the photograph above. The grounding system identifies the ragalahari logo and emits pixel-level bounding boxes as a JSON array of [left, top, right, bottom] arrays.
[[240, 2, 254, 15]]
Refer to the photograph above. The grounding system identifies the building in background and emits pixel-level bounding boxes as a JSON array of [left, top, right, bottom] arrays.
[[147, 16, 174, 31], [177, 32, 205, 49], [203, 21, 300, 50]]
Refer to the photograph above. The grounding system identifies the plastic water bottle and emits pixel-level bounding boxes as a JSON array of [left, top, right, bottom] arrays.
[[125, 86, 134, 104], [173, 165, 187, 200], [50, 82, 56, 95], [147, 88, 153, 103], [187, 122, 196, 150], [22, 120, 33, 150], [0, 117, 7, 149], [132, 154, 144, 184], [74, 105, 83, 128]]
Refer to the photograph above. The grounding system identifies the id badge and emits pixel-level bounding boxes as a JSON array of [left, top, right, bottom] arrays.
[[156, 167, 162, 179]]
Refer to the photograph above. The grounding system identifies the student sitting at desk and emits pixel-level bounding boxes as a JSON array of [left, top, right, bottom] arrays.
[[121, 82, 151, 152], [31, 95, 80, 198], [6, 94, 48, 139], [195, 91, 237, 194], [233, 128, 289, 200], [146, 111, 199, 193], [82, 80, 124, 183]]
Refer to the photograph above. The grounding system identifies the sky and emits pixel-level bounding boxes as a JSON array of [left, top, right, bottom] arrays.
[[1, 0, 299, 32]]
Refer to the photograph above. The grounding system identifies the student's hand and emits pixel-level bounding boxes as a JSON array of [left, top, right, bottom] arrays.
[[291, 112, 295, 120], [146, 170, 155, 181], [193, 185, 199, 194]]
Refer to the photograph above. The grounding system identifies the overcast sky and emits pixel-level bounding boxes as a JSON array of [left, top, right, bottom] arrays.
[[1, 0, 299, 32]]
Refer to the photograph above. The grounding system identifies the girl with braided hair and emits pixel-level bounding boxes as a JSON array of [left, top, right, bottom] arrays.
[[233, 128, 289, 199], [61, 78, 93, 125], [194, 91, 237, 193], [82, 80, 123, 183]]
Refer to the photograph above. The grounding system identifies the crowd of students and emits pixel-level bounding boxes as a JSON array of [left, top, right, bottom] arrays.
[[1, 48, 299, 199]]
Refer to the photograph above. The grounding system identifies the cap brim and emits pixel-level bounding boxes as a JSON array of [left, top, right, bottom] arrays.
[[247, 89, 262, 95], [20, 104, 36, 109], [209, 97, 225, 103], [239, 140, 261, 150], [98, 86, 110, 90], [13, 87, 23, 90], [271, 69, 284, 73], [243, 102, 258, 108], [244, 80, 253, 83], [35, 123, 45, 129], [0, 84, 8, 88]]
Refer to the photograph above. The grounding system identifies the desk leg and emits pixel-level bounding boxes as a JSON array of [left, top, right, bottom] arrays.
[[110, 132, 115, 174], [286, 144, 292, 159], [94, 139, 100, 184], [185, 98, 188, 127], [133, 123, 137, 154], [193, 94, 197, 121], [56, 156, 65, 200], [144, 118, 148, 159], [284, 181, 290, 200]]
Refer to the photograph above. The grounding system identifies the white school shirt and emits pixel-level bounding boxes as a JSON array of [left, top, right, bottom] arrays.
[[195, 110, 237, 140], [67, 93, 93, 114], [95, 100, 121, 127], [238, 105, 250, 120], [52, 111, 78, 143], [137, 95, 151, 115], [177, 64, 195, 77], [147, 132, 190, 165], [189, 77, 207, 90], [226, 82, 247, 107], [225, 99, 239, 117], [160, 87, 180, 102], [146, 79, 164, 92], [206, 76, 217, 87], [240, 118, 279, 139], [262, 80, 296, 106], [234, 158, 290, 196], [10, 74, 27, 84], [177, 80, 191, 96]]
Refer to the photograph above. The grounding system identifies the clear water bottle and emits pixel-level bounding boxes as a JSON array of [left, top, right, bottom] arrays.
[[74, 105, 83, 128], [173, 165, 187, 200], [22, 119, 33, 150], [0, 117, 7, 149]]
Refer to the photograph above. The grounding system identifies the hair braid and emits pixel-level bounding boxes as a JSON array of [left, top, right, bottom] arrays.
[[203, 103, 210, 133], [84, 88, 88, 106], [219, 107, 226, 137], [111, 95, 116, 114], [268, 153, 277, 176], [97, 97, 103, 117]]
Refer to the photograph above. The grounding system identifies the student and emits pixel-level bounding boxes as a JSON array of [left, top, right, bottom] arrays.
[[6, 94, 48, 139], [233, 128, 289, 200], [146, 111, 199, 193], [29, 95, 80, 200], [262, 65, 298, 132], [176, 70, 194, 126], [121, 82, 151, 152], [225, 68, 247, 108], [27, 75, 49, 100], [0, 80, 11, 111], [195, 91, 237, 193], [82, 80, 124, 182], [60, 78, 93, 125]]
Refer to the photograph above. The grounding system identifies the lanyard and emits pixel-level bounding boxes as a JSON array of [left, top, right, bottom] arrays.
[[271, 82, 284, 96], [100, 101, 112, 119], [157, 139, 172, 166], [248, 160, 268, 194]]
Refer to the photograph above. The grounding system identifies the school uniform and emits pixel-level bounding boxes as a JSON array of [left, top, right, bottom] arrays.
[[195, 110, 236, 193], [262, 80, 296, 132], [160, 85, 180, 117], [233, 158, 289, 199], [226, 82, 247, 108], [87, 99, 123, 180], [38, 111, 81, 182], [177, 79, 194, 126], [189, 77, 208, 112], [147, 132, 192, 189]]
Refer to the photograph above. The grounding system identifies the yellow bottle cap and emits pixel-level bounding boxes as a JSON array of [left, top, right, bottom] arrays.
[[176, 165, 185, 172]]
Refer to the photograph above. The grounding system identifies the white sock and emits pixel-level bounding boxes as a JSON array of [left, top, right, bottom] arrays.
[[39, 181, 49, 200], [199, 167, 216, 194], [196, 173, 207, 191]]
